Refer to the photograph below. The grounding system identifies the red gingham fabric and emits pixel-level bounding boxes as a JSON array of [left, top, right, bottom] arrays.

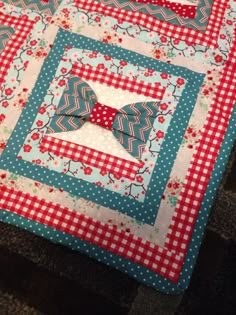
[[165, 34, 236, 258], [72, 63, 166, 99], [40, 135, 141, 180], [74, 0, 227, 48], [0, 184, 182, 282], [0, 12, 35, 89], [119, 0, 196, 19]]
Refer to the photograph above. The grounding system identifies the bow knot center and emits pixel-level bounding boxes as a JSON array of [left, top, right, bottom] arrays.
[[88, 102, 118, 130]]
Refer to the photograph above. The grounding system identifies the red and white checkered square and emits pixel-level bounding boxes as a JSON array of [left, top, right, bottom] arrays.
[[72, 63, 166, 99], [0, 12, 35, 89], [40, 135, 141, 180]]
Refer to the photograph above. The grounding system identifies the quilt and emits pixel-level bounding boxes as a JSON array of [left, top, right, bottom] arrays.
[[0, 0, 235, 293]]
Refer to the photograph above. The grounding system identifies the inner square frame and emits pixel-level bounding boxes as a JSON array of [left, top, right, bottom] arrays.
[[0, 28, 205, 225], [74, 0, 228, 47]]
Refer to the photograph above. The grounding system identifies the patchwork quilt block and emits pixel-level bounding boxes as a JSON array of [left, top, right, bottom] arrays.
[[0, 0, 235, 293]]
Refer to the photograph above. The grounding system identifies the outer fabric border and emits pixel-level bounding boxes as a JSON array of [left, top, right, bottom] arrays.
[[75, 0, 228, 48]]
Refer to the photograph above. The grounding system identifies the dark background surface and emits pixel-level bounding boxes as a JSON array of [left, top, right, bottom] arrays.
[[0, 144, 235, 315]]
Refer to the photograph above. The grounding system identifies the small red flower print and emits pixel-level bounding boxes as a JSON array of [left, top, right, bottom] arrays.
[[24, 61, 29, 69], [36, 120, 43, 127], [214, 55, 223, 63], [173, 182, 180, 189], [139, 160, 145, 168], [160, 73, 168, 80], [177, 78, 185, 85], [0, 114, 6, 123], [0, 173, 7, 179], [203, 89, 209, 96], [0, 142, 6, 149], [95, 16, 101, 22], [153, 49, 161, 59], [97, 63, 105, 69], [95, 181, 102, 186], [160, 103, 168, 110], [61, 67, 67, 74], [84, 167, 92, 175], [104, 55, 112, 61], [27, 50, 33, 56], [23, 144, 32, 152], [120, 60, 127, 67], [5, 88, 13, 96], [35, 159, 41, 164], [173, 39, 180, 45], [158, 116, 165, 123], [100, 169, 107, 176], [36, 51, 43, 58], [31, 133, 40, 140], [2, 101, 9, 108], [156, 130, 164, 138], [220, 34, 226, 39], [58, 79, 66, 87], [160, 36, 167, 43], [38, 107, 46, 114], [136, 175, 143, 183], [30, 40, 37, 46], [226, 20, 232, 25], [62, 8, 69, 13], [186, 127, 193, 134]]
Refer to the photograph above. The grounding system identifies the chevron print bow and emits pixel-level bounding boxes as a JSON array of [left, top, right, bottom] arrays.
[[47, 76, 160, 159]]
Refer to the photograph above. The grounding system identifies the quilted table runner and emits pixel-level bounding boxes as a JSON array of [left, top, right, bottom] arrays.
[[0, 0, 235, 293]]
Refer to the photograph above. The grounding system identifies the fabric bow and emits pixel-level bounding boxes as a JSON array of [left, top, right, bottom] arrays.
[[47, 76, 160, 159]]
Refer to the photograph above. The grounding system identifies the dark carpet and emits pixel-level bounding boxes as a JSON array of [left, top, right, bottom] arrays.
[[0, 143, 235, 315]]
